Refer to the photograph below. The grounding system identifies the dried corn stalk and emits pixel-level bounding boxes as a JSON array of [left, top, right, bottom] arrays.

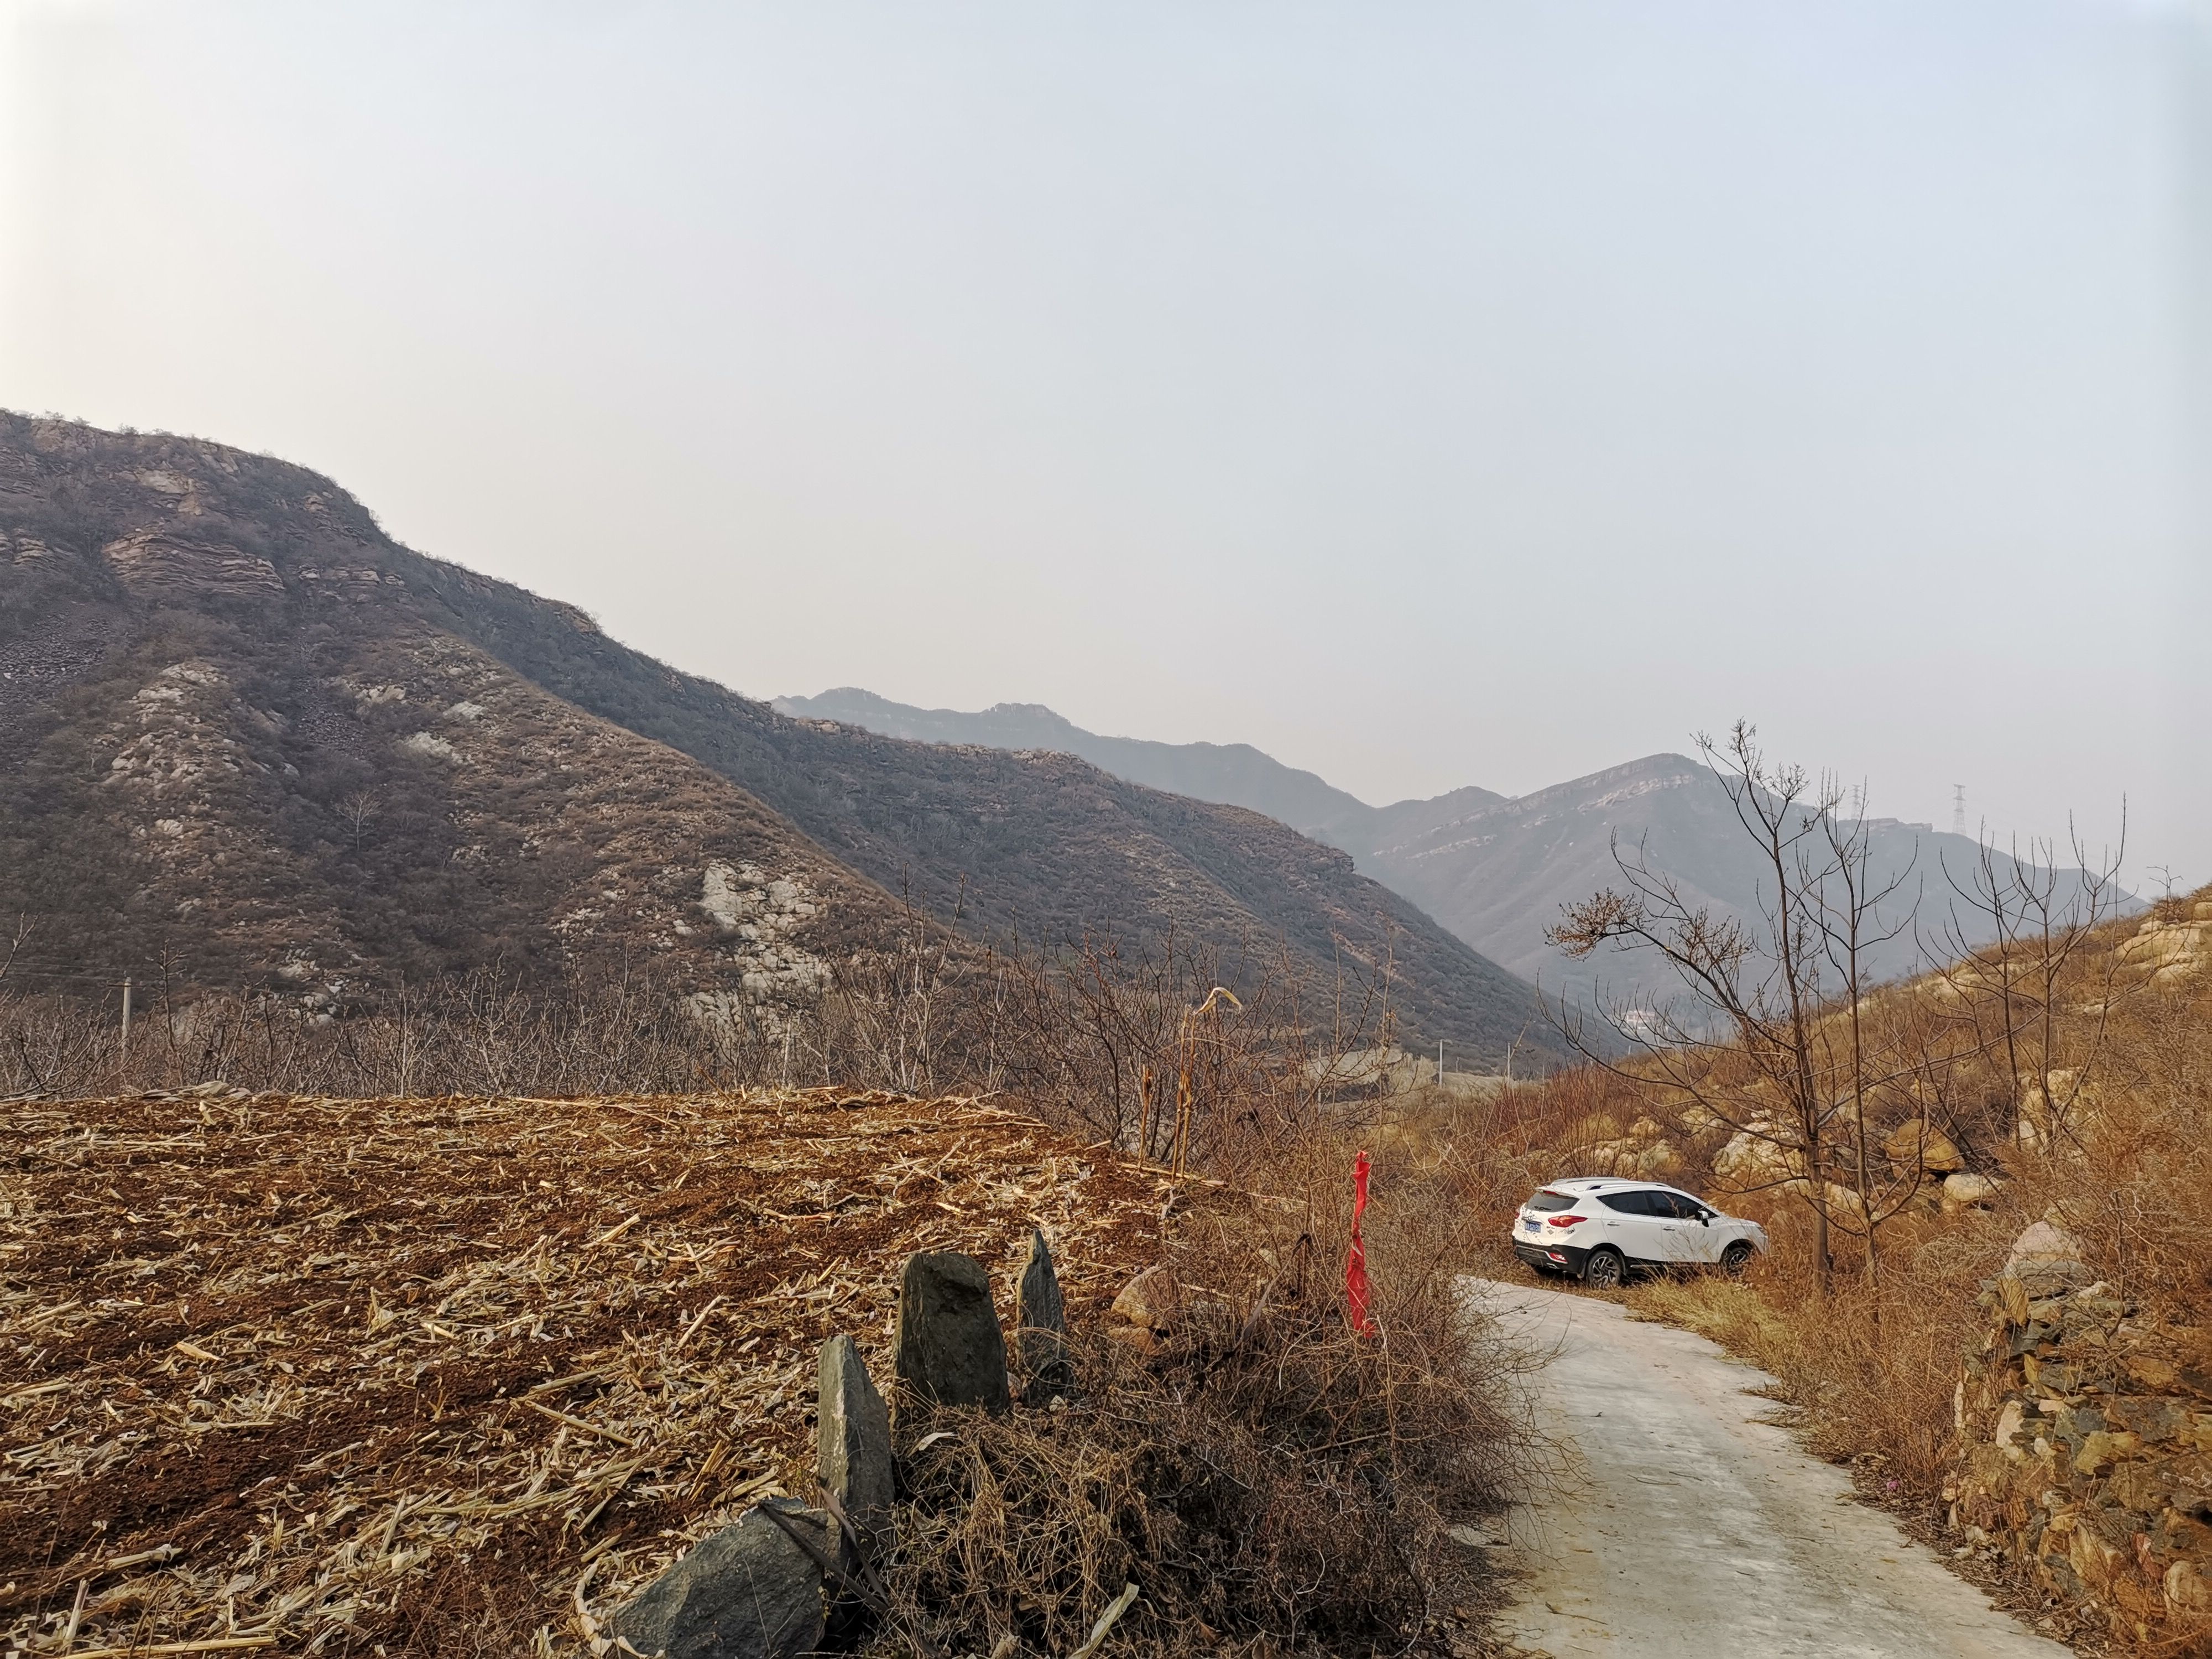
[[0, 1089, 1162, 1656]]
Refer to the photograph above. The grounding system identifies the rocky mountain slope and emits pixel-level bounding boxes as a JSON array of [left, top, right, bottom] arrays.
[[0, 429, 900, 1023], [794, 691, 2120, 1015], [0, 415, 1553, 1063]]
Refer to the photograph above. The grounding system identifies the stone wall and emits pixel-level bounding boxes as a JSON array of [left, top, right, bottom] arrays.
[[1949, 1227, 2211, 1644]]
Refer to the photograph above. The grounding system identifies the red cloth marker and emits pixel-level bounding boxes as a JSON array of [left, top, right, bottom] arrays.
[[1347, 1149, 1375, 1336]]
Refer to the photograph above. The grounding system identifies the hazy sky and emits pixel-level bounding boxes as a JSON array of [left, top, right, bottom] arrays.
[[6, 2, 2206, 885]]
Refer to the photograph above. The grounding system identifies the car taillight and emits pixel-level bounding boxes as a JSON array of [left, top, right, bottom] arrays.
[[1545, 1214, 1587, 1229]]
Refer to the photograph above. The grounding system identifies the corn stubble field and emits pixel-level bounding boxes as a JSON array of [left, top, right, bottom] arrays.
[[2, 1078, 1522, 1659], [0, 1089, 1167, 1656]]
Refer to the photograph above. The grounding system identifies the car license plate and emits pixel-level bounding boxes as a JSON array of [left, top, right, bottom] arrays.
[[1520, 1219, 1538, 1233]]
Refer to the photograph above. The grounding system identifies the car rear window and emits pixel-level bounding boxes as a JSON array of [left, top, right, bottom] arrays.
[[1526, 1191, 1577, 1212]]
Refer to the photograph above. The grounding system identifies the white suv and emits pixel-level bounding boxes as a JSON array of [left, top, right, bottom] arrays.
[[1511, 1178, 1767, 1288]]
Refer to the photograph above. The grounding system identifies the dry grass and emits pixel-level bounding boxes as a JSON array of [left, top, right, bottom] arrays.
[[873, 1119, 1538, 1658], [1623, 909, 2212, 1520], [0, 1088, 1164, 1656]]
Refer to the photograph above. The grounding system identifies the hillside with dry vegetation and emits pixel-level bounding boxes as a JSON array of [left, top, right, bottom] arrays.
[[0, 413, 1554, 1070], [1416, 882, 2212, 1651]]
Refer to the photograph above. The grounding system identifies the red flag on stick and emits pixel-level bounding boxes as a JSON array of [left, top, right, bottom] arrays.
[[1346, 1149, 1375, 1336]]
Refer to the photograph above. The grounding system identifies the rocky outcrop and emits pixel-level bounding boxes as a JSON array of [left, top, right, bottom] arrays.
[[1578, 1120, 1683, 1181], [1949, 1225, 2211, 1642], [2116, 900, 2212, 986], [101, 533, 285, 597], [1712, 1121, 1799, 1188], [1940, 1172, 2000, 1213], [1106, 1265, 1180, 1356], [1881, 1118, 1966, 1175]]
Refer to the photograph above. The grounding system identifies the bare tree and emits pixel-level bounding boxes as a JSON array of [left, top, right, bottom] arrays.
[[338, 789, 381, 853], [1928, 813, 2130, 1156], [0, 915, 30, 988], [1551, 723, 1849, 1282], [1808, 785, 1931, 1287], [1548, 723, 1950, 1287]]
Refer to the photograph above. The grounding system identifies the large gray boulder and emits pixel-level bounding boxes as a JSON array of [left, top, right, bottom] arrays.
[[816, 1333, 894, 1560], [1016, 1228, 1071, 1405], [894, 1251, 1011, 1412], [608, 1498, 827, 1659]]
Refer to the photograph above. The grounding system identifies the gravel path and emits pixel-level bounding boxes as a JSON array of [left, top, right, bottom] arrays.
[[1475, 1280, 2072, 1659]]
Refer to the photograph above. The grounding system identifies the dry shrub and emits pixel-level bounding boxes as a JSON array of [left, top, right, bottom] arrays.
[[874, 1123, 1538, 1657], [2021, 984, 2212, 1326]]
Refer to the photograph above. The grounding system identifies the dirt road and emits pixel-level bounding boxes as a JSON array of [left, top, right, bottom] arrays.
[[1474, 1280, 2070, 1659]]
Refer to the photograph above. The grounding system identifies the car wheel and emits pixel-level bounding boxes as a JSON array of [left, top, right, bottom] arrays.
[[1582, 1248, 1625, 1290], [1720, 1240, 1754, 1276]]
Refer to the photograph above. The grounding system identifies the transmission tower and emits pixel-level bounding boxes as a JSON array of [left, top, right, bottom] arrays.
[[1951, 784, 1966, 838]]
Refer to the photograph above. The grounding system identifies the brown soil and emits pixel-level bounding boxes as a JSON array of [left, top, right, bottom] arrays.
[[0, 1087, 1162, 1655]]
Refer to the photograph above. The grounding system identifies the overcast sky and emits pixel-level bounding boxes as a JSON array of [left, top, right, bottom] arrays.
[[5, 1, 2206, 885]]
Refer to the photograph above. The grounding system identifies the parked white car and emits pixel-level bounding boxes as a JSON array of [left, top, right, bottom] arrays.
[[1511, 1178, 1767, 1288]]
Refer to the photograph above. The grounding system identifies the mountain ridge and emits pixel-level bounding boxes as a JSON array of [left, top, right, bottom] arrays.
[[0, 415, 1557, 1066], [776, 689, 2122, 1013], [773, 686, 1405, 841]]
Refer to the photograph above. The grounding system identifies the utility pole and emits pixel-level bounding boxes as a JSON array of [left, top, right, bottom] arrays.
[[1952, 785, 1966, 839], [121, 978, 132, 1058], [1437, 1038, 1445, 1089]]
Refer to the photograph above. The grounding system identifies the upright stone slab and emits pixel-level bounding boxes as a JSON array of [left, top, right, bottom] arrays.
[[894, 1251, 1011, 1412], [608, 1498, 827, 1659], [816, 1333, 894, 1559], [1016, 1228, 1071, 1405]]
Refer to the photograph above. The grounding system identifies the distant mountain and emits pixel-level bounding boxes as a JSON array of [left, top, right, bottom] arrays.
[[0, 416, 1557, 1067], [1351, 754, 2131, 1013], [772, 687, 1420, 842], [789, 691, 2125, 1016]]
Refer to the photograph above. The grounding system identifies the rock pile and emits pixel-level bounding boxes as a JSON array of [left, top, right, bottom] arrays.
[[1950, 1220, 2211, 1641]]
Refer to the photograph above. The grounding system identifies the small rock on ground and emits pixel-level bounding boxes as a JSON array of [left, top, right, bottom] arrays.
[[609, 1498, 828, 1659]]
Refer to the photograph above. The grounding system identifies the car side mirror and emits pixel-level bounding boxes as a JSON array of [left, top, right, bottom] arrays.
[[1699, 1214, 1710, 1225]]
